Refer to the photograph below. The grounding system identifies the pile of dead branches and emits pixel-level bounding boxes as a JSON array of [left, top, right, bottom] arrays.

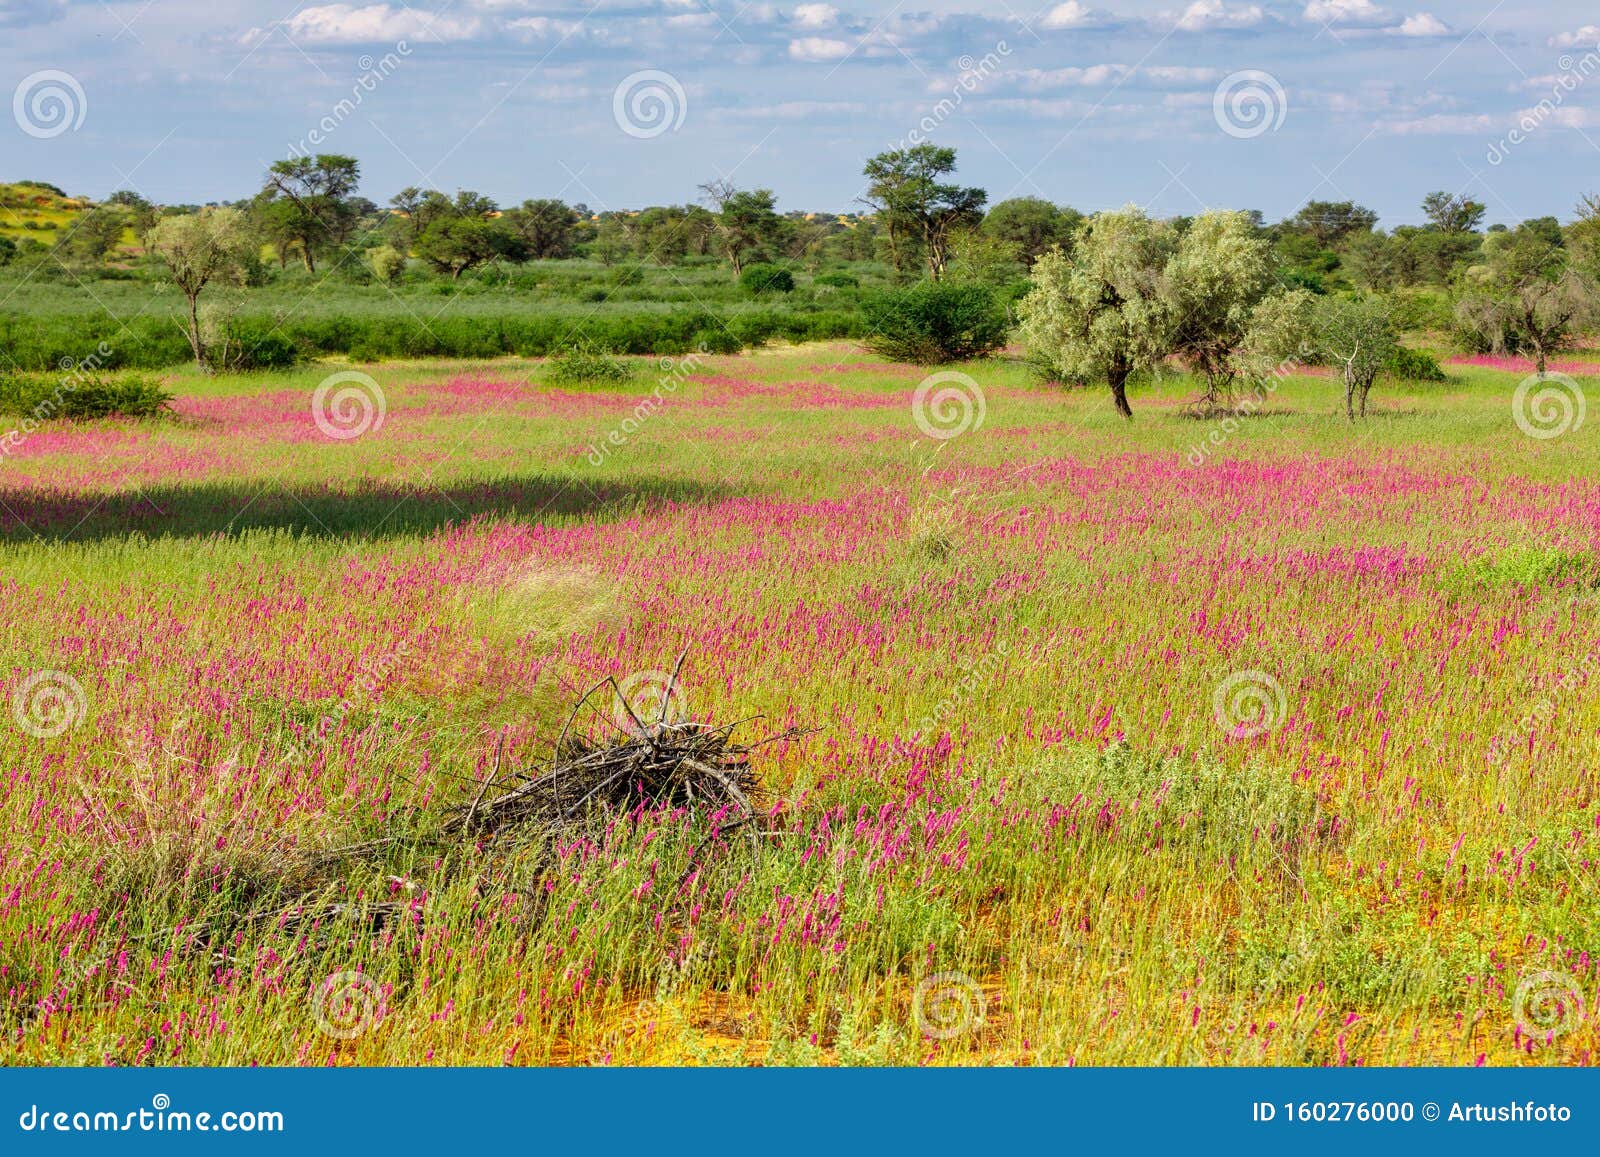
[[446, 661, 808, 842]]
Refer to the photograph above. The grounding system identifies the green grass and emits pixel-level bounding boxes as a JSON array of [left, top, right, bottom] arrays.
[[2, 348, 1597, 1066]]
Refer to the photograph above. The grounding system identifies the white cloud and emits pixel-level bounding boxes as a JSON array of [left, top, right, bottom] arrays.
[[1016, 64, 1130, 87], [1550, 26, 1600, 49], [507, 15, 582, 37], [1303, 0, 1386, 25], [1039, 2, 1110, 30], [1381, 113, 1493, 134], [1521, 106, 1600, 128], [1175, 1, 1265, 32], [1391, 12, 1448, 36], [1144, 65, 1222, 82], [791, 3, 839, 29], [284, 4, 482, 43], [788, 35, 852, 60]]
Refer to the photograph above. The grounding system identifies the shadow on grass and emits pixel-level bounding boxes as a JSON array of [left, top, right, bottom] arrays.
[[0, 472, 735, 543]]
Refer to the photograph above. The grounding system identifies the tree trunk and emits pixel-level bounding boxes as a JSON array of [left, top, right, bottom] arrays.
[[1359, 379, 1372, 418], [1535, 343, 1548, 376], [1108, 368, 1133, 419], [1344, 371, 1356, 421], [185, 290, 205, 369]]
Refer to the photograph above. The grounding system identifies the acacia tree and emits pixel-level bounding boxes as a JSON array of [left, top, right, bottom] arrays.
[[145, 207, 250, 368], [1456, 225, 1600, 374], [1163, 209, 1277, 412], [860, 144, 986, 280], [256, 154, 361, 272], [1315, 296, 1397, 420], [1016, 206, 1176, 418], [503, 199, 579, 259], [698, 180, 783, 276], [1421, 191, 1486, 234]]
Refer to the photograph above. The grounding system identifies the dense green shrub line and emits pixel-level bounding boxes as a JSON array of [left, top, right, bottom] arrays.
[[0, 307, 866, 370]]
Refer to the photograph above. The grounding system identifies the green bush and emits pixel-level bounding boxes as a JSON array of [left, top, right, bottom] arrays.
[[813, 272, 860, 289], [860, 282, 1009, 364], [544, 344, 635, 387], [0, 372, 171, 419], [1383, 346, 1447, 382], [740, 264, 795, 294], [693, 327, 742, 355]]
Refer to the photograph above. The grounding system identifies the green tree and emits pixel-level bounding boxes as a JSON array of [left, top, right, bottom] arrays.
[[1316, 296, 1397, 420], [1016, 205, 1177, 418], [1163, 210, 1279, 411], [503, 199, 580, 259], [145, 208, 251, 368], [1455, 224, 1600, 374], [1421, 191, 1486, 234], [256, 154, 361, 272], [860, 144, 986, 280], [415, 214, 529, 279], [981, 197, 1082, 266], [1287, 200, 1378, 248], [699, 180, 783, 276]]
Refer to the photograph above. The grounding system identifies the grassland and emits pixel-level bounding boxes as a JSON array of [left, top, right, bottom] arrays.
[[2, 347, 1598, 1066]]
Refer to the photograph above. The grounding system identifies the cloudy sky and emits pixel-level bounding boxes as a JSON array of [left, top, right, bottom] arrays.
[[3, 0, 1598, 225]]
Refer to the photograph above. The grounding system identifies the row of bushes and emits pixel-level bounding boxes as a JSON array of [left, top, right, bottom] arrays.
[[0, 307, 868, 371]]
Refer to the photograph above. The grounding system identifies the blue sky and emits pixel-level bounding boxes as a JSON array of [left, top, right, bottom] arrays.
[[3, 0, 1598, 226]]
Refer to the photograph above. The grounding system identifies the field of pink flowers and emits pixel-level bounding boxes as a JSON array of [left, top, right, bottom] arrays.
[[2, 347, 1598, 1066]]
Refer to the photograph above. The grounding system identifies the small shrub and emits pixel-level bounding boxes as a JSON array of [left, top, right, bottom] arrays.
[[1383, 346, 1447, 382], [739, 264, 795, 294], [814, 272, 860, 290], [0, 372, 172, 419], [544, 344, 635, 387], [861, 282, 1009, 364]]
